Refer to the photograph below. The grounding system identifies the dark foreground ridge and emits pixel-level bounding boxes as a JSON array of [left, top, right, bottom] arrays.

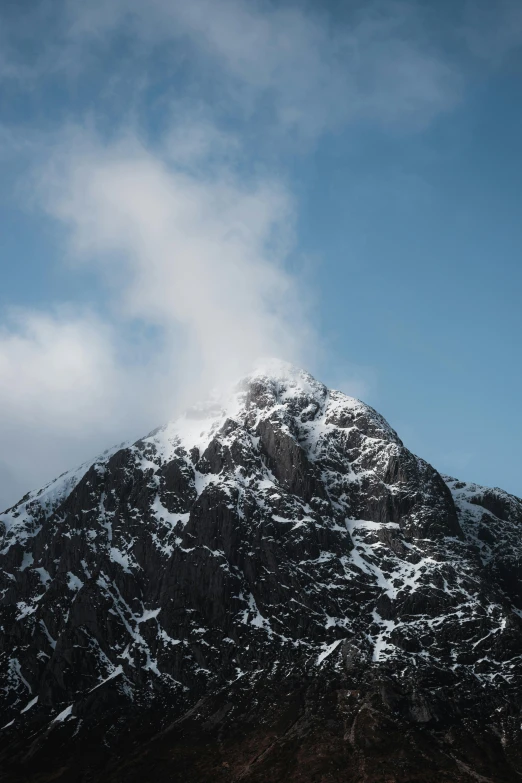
[[1, 361, 521, 782]]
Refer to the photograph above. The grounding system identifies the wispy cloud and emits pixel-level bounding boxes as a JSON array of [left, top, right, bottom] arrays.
[[462, 0, 522, 66], [39, 126, 309, 388], [0, 0, 516, 507], [103, 0, 462, 134], [2, 0, 465, 136], [0, 309, 131, 505], [0, 120, 310, 508]]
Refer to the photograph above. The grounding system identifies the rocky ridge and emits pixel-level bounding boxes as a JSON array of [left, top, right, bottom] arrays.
[[0, 361, 521, 782]]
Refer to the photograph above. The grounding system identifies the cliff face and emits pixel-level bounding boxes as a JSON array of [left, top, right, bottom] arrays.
[[1, 362, 521, 782]]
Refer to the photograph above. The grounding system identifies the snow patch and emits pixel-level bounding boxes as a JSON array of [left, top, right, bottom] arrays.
[[316, 639, 342, 665]]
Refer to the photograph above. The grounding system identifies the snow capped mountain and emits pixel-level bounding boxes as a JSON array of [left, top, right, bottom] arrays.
[[1, 361, 521, 782]]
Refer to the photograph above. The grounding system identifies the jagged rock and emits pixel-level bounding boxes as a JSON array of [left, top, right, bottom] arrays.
[[0, 361, 521, 782]]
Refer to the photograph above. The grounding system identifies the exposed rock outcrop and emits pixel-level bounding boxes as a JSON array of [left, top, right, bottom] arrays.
[[0, 362, 521, 782]]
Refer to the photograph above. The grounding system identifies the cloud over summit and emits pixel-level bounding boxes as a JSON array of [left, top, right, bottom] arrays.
[[41, 127, 307, 386], [0, 119, 309, 508], [1, 0, 518, 507]]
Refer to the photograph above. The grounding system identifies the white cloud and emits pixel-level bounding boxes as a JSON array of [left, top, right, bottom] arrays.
[[39, 128, 310, 389], [62, 0, 461, 135], [0, 123, 314, 509], [161, 115, 240, 167], [0, 310, 117, 424], [1, 0, 503, 508], [0, 0, 463, 137], [0, 311, 129, 508]]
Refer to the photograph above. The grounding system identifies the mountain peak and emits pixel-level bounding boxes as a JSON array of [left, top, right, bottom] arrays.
[[1, 367, 522, 782], [242, 357, 328, 396], [245, 356, 310, 381]]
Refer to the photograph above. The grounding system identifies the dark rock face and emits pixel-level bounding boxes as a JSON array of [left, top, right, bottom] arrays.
[[0, 363, 521, 782]]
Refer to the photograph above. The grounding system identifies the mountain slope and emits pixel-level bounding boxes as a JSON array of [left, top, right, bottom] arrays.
[[1, 361, 521, 782]]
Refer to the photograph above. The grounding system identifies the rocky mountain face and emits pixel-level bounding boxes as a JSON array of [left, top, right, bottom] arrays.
[[0, 362, 521, 782]]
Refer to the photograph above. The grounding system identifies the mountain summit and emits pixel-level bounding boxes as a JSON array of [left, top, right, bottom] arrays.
[[1, 363, 521, 782]]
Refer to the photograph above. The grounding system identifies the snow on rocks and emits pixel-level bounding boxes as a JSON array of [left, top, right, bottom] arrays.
[[0, 360, 521, 748]]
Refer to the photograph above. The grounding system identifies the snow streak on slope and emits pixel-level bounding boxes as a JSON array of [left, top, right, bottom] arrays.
[[0, 444, 124, 551], [0, 360, 521, 746]]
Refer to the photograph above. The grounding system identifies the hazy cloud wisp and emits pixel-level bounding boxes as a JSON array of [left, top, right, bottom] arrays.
[[0, 0, 507, 507], [0, 122, 310, 508]]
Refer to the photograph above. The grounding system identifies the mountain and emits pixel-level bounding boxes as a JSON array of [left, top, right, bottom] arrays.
[[1, 361, 521, 782]]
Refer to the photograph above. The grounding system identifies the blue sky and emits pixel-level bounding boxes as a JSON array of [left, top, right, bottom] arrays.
[[0, 0, 521, 507]]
